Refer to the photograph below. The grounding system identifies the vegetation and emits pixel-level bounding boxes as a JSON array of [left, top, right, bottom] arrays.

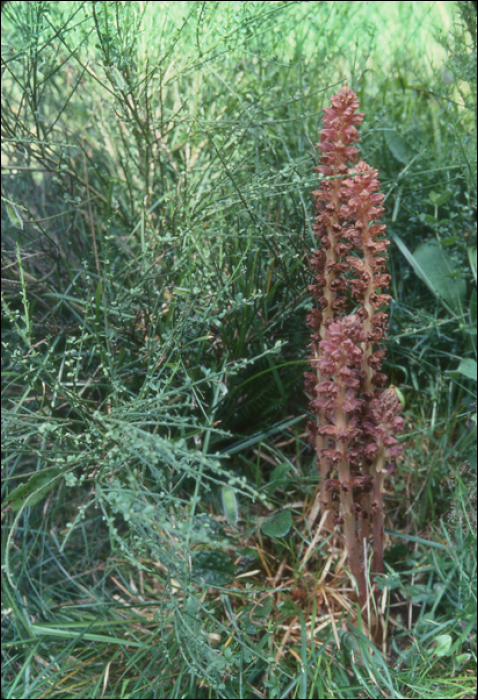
[[304, 86, 404, 628], [1, 1, 476, 698]]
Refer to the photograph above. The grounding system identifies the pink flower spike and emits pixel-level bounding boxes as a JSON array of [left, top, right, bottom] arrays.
[[305, 87, 403, 631]]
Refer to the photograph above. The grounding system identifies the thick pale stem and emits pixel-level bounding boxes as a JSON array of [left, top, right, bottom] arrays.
[[335, 391, 366, 605], [371, 446, 386, 577], [316, 430, 333, 528]]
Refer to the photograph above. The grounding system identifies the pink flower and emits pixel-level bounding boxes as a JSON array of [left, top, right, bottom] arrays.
[[304, 86, 403, 621]]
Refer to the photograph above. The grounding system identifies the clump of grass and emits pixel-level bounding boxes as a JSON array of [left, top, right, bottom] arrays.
[[1, 2, 476, 698]]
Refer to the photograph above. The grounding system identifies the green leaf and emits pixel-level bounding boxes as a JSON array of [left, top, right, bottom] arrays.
[[413, 242, 466, 310], [441, 236, 458, 246], [5, 469, 63, 511], [6, 203, 23, 230], [266, 462, 291, 495], [469, 246, 477, 284], [384, 129, 413, 164], [457, 358, 477, 381], [29, 623, 143, 647], [390, 385, 406, 408], [111, 67, 125, 90], [428, 190, 452, 207], [260, 509, 292, 538], [192, 550, 235, 585], [221, 485, 238, 526], [431, 634, 453, 657], [401, 583, 435, 604], [394, 236, 466, 312]]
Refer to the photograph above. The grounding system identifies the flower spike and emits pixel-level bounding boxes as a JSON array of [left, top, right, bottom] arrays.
[[305, 86, 403, 624]]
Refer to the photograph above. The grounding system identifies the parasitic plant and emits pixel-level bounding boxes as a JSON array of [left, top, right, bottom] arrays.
[[304, 86, 404, 620]]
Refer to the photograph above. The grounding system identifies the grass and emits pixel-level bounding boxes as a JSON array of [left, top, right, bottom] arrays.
[[1, 1, 476, 698]]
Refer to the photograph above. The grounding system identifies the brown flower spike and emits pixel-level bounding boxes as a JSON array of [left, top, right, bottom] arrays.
[[305, 86, 404, 621]]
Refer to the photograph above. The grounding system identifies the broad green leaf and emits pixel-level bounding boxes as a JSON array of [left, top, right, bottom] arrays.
[[266, 462, 291, 496], [401, 584, 435, 604], [428, 190, 452, 207], [413, 242, 466, 310], [6, 203, 23, 230], [270, 462, 291, 483], [457, 358, 477, 381], [432, 634, 453, 657], [192, 550, 235, 585], [456, 653, 472, 664], [394, 235, 466, 311], [5, 469, 63, 511], [260, 509, 292, 538], [221, 485, 238, 525], [384, 129, 413, 164], [441, 236, 458, 246]]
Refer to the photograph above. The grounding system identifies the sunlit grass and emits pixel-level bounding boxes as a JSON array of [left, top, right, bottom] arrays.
[[1, 1, 476, 698]]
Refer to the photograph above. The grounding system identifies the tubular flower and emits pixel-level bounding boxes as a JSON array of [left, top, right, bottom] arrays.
[[304, 86, 404, 619], [306, 86, 364, 528]]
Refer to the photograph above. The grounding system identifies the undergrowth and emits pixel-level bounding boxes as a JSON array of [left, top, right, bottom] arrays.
[[1, 1, 476, 698]]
